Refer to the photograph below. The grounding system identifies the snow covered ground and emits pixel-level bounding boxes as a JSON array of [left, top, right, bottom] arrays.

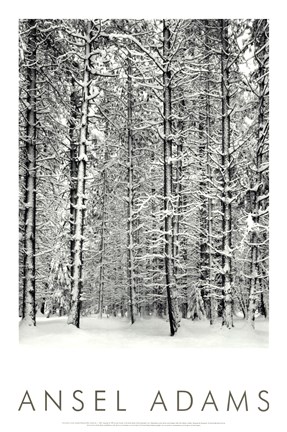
[[19, 315, 268, 348]]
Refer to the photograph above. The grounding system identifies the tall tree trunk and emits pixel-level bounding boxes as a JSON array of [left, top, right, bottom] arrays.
[[198, 97, 208, 312], [163, 20, 180, 336], [220, 19, 233, 329], [127, 55, 136, 324], [98, 214, 105, 319], [98, 142, 107, 319], [68, 21, 91, 327], [204, 19, 216, 325], [150, 150, 163, 317], [22, 19, 37, 326], [248, 19, 269, 327], [173, 97, 188, 318], [69, 77, 78, 301]]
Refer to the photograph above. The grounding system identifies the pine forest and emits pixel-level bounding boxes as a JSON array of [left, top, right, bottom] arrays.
[[19, 19, 269, 341]]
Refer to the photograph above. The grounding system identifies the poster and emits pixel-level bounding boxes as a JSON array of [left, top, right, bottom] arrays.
[[1, 1, 286, 431]]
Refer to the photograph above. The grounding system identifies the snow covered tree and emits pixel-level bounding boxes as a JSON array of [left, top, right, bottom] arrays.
[[67, 20, 94, 327], [18, 18, 269, 337], [219, 19, 234, 328], [162, 20, 181, 335], [20, 19, 37, 326], [126, 54, 137, 324], [246, 19, 269, 327]]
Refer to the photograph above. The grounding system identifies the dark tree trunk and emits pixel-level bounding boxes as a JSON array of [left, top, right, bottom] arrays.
[[69, 76, 78, 301], [204, 19, 216, 324], [22, 19, 37, 326], [127, 55, 136, 324], [98, 148, 107, 319], [173, 97, 188, 318], [163, 20, 180, 336], [198, 97, 208, 313], [220, 19, 233, 329], [68, 21, 92, 327], [248, 19, 269, 327]]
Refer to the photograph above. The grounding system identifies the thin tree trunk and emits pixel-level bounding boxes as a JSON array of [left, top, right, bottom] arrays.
[[98, 142, 107, 319], [127, 55, 136, 324], [22, 19, 37, 326], [204, 19, 216, 325], [150, 150, 164, 318], [220, 19, 233, 329], [198, 98, 208, 312], [68, 21, 91, 327], [98, 228, 105, 319], [173, 138, 182, 270], [163, 20, 179, 336], [173, 97, 188, 318], [206, 93, 215, 324], [248, 19, 268, 327], [69, 77, 78, 301]]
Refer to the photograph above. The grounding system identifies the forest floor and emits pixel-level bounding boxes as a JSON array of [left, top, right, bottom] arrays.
[[19, 314, 268, 348]]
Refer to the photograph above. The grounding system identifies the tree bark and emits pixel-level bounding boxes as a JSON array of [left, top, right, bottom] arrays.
[[163, 20, 180, 336], [69, 76, 78, 301], [127, 55, 136, 324], [248, 19, 269, 327], [22, 19, 37, 326], [204, 20, 216, 325], [98, 146, 107, 319], [68, 21, 91, 327], [198, 96, 208, 312], [173, 97, 188, 318], [220, 19, 233, 329]]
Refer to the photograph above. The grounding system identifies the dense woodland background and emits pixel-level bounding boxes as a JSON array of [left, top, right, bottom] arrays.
[[19, 19, 269, 336]]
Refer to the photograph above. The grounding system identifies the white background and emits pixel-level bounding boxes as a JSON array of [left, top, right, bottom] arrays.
[[0, 1, 286, 431]]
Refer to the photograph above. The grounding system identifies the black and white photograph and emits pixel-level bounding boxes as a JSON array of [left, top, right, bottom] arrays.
[[1, 1, 286, 431], [19, 17, 269, 348]]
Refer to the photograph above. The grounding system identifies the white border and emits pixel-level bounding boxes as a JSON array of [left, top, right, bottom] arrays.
[[1, 1, 286, 431]]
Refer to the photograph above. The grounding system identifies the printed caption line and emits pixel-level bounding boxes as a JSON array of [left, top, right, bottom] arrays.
[[62, 421, 226, 427]]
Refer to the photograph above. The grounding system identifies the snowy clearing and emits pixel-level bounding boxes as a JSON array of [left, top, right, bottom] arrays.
[[19, 315, 268, 348]]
